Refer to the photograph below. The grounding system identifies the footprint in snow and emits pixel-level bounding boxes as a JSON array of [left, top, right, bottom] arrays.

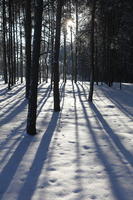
[[68, 141, 76, 144], [83, 145, 90, 150], [90, 195, 97, 199], [47, 167, 56, 171], [60, 152, 65, 155], [75, 175, 81, 179], [39, 182, 49, 188], [75, 169, 84, 173], [20, 178, 25, 182], [49, 178, 57, 184], [73, 188, 82, 193], [106, 105, 115, 108]]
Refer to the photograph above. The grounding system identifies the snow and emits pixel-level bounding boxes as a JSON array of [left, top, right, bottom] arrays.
[[0, 79, 133, 200]]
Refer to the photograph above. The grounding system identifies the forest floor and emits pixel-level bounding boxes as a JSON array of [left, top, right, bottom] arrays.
[[0, 79, 133, 200]]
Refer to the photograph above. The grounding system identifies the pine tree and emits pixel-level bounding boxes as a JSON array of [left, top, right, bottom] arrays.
[[27, 0, 43, 135], [53, 0, 63, 112]]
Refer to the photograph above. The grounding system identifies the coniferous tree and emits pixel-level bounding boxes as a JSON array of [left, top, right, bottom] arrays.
[[89, 0, 96, 101], [53, 0, 63, 112], [25, 0, 32, 99], [2, 0, 8, 84], [27, 0, 43, 135]]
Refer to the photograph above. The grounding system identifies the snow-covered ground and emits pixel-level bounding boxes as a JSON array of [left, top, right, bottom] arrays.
[[0, 79, 133, 200]]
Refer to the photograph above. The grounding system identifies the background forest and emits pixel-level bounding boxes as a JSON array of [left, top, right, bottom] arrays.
[[0, 0, 133, 135], [0, 1, 133, 199]]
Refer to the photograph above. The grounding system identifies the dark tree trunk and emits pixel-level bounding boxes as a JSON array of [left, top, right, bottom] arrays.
[[75, 0, 78, 83], [25, 0, 32, 99], [70, 26, 74, 83], [63, 28, 67, 83], [50, 0, 55, 89], [89, 0, 96, 102], [15, 10, 19, 81], [19, 10, 23, 84], [8, 0, 13, 89], [27, 0, 43, 135], [53, 0, 63, 112], [2, 0, 8, 84], [12, 2, 16, 85]]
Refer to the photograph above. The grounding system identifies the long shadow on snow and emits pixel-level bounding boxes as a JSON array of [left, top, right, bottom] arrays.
[[72, 83, 84, 199], [76, 83, 130, 200], [0, 82, 47, 116], [17, 112, 59, 200], [0, 134, 32, 199], [0, 87, 8, 96], [0, 84, 51, 154], [0, 84, 25, 103], [0, 91, 25, 116], [0, 99, 27, 126], [81, 81, 133, 119], [0, 84, 51, 126], [90, 103, 133, 167], [0, 82, 66, 199], [0, 108, 59, 199], [37, 85, 51, 115], [79, 82, 133, 166], [0, 120, 27, 165], [36, 82, 66, 185], [0, 100, 53, 167], [0, 82, 25, 95], [99, 85, 133, 119]]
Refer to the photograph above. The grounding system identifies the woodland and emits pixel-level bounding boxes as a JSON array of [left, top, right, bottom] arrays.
[[0, 1, 133, 200], [0, 0, 133, 135]]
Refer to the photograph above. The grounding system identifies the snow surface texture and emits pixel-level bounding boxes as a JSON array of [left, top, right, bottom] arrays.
[[0, 79, 133, 200]]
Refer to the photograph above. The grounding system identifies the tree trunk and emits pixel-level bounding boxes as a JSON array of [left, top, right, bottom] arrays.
[[53, 0, 63, 112], [70, 26, 74, 83], [19, 10, 23, 84], [27, 0, 43, 135], [75, 0, 78, 83], [50, 0, 55, 89], [63, 29, 67, 83], [2, 0, 8, 84], [25, 0, 32, 99], [89, 0, 96, 102]]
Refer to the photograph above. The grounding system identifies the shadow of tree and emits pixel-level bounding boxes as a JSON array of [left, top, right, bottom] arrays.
[[0, 135, 32, 199], [90, 102, 133, 167], [17, 112, 59, 200], [76, 83, 131, 200], [0, 85, 25, 104], [98, 85, 133, 119], [72, 83, 84, 200]]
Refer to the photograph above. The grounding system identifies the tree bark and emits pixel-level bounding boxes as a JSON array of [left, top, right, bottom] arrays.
[[53, 0, 63, 112], [25, 0, 32, 99], [2, 0, 8, 84], [75, 0, 78, 83], [89, 0, 96, 102], [27, 0, 43, 135], [63, 28, 67, 83]]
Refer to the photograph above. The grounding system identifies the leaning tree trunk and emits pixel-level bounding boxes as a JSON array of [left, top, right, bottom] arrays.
[[27, 0, 43, 135], [89, 0, 96, 102], [53, 0, 63, 112]]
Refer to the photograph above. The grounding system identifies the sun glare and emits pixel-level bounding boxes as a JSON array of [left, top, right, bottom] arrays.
[[67, 19, 74, 28], [64, 18, 76, 42]]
